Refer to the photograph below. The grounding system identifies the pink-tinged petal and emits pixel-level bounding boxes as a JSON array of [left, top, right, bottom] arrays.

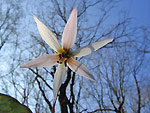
[[72, 38, 113, 57], [67, 58, 95, 81], [62, 8, 77, 50], [20, 54, 59, 68], [33, 16, 62, 52], [53, 64, 66, 103]]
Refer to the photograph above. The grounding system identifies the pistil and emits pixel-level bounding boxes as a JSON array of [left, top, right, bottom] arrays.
[[57, 51, 71, 65]]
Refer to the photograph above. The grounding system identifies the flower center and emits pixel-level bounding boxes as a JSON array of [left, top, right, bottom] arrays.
[[57, 51, 71, 65]]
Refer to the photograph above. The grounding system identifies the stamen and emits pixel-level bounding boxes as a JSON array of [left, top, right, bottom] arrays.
[[64, 60, 67, 67], [59, 54, 61, 58], [62, 53, 64, 57], [58, 51, 71, 64]]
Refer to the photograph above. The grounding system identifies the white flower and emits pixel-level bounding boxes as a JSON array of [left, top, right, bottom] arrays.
[[20, 8, 113, 102]]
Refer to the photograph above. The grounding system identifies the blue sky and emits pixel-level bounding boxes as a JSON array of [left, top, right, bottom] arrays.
[[119, 0, 150, 26], [1, 0, 149, 84], [1, 0, 150, 78], [0, 0, 150, 112], [118, 0, 150, 76]]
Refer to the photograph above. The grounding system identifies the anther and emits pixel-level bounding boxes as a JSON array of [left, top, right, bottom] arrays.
[[59, 54, 61, 58], [64, 60, 67, 67], [62, 53, 64, 57]]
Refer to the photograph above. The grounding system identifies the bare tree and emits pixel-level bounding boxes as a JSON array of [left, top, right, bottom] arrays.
[[0, 0, 22, 50], [0, 0, 22, 90], [0, 0, 150, 113]]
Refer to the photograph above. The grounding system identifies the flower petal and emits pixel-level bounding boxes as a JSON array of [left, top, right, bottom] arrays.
[[67, 58, 95, 81], [62, 8, 77, 50], [33, 16, 62, 52], [72, 38, 113, 57], [20, 54, 58, 68], [53, 64, 66, 102]]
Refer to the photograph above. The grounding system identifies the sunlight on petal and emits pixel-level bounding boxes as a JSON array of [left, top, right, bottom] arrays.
[[62, 8, 77, 50], [33, 16, 62, 52], [72, 38, 113, 57], [20, 54, 59, 68], [53, 64, 66, 103], [67, 58, 95, 81]]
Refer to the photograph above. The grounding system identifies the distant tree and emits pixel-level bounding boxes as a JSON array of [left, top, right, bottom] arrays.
[[0, 0, 22, 50], [0, 0, 149, 113], [0, 0, 22, 92]]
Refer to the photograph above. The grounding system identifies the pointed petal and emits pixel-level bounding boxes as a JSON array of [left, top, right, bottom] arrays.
[[33, 16, 62, 52], [67, 58, 95, 81], [20, 54, 59, 68], [53, 64, 66, 102], [62, 8, 77, 50], [72, 38, 113, 57]]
